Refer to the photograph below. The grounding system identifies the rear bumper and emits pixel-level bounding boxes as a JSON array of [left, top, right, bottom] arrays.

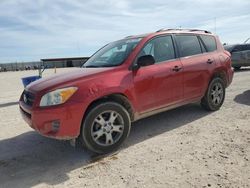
[[19, 101, 84, 140]]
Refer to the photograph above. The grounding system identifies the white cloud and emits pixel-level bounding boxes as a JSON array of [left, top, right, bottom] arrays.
[[0, 0, 250, 62]]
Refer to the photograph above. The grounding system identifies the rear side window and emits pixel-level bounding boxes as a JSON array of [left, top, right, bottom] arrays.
[[176, 35, 202, 57], [200, 35, 217, 52]]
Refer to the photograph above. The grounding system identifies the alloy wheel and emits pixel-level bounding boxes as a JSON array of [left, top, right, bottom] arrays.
[[210, 82, 224, 106], [91, 111, 124, 146]]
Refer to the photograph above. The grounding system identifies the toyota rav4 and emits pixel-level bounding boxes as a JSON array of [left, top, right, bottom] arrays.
[[19, 29, 234, 154]]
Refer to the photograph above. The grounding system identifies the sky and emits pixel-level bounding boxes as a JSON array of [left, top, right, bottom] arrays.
[[0, 0, 250, 63]]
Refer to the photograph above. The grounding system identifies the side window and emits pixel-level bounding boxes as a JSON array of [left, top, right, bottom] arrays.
[[246, 45, 250, 51], [142, 43, 154, 57], [241, 45, 249, 51], [232, 45, 243, 52], [176, 35, 202, 57], [200, 35, 217, 52], [138, 35, 175, 63]]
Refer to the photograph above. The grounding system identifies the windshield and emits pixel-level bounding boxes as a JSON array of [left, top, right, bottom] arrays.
[[83, 38, 142, 68], [224, 45, 235, 52]]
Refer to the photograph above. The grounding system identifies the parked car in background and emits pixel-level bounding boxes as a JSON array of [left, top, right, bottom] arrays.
[[224, 42, 250, 70], [19, 29, 234, 154]]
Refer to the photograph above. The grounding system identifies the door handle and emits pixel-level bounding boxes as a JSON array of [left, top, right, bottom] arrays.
[[207, 59, 214, 64], [172, 66, 182, 72]]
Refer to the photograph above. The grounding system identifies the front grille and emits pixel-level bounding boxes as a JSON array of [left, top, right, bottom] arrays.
[[23, 90, 35, 106]]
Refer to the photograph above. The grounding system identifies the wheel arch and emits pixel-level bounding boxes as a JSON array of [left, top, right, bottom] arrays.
[[211, 69, 228, 87], [202, 69, 228, 98], [81, 93, 135, 127], [77, 93, 133, 153]]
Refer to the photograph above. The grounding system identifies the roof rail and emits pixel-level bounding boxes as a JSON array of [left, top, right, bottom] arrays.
[[156, 28, 178, 32], [156, 28, 212, 34]]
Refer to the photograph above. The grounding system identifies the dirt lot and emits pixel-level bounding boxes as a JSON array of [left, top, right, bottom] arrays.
[[0, 68, 249, 188]]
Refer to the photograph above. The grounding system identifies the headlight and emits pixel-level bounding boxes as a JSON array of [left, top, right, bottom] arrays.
[[40, 87, 78, 107]]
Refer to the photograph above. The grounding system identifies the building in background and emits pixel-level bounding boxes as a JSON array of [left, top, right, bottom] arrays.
[[41, 57, 89, 69], [0, 57, 89, 72]]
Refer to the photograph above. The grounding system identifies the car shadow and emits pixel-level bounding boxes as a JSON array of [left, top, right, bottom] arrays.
[[0, 102, 19, 108], [234, 90, 250, 106], [0, 103, 211, 187]]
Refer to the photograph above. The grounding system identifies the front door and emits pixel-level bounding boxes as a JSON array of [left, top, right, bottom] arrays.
[[133, 35, 183, 114]]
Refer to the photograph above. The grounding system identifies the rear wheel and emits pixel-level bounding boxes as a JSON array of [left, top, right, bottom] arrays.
[[201, 77, 225, 111], [81, 102, 131, 154]]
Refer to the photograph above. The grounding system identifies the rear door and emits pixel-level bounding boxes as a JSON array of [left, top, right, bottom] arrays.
[[175, 34, 214, 100]]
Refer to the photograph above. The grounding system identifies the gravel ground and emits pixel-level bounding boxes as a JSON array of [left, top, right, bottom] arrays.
[[0, 68, 249, 188]]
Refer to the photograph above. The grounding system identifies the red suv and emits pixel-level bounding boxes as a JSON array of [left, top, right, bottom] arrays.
[[19, 29, 234, 154]]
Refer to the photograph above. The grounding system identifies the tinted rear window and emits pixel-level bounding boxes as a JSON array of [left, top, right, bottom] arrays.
[[200, 35, 217, 52], [176, 35, 202, 57]]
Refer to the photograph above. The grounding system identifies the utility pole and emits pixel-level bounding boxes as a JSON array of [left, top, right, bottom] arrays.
[[244, 38, 250, 44]]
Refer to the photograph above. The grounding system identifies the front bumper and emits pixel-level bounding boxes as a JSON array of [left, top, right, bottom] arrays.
[[19, 100, 84, 140]]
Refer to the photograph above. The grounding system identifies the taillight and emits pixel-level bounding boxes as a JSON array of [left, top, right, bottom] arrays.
[[223, 50, 232, 67]]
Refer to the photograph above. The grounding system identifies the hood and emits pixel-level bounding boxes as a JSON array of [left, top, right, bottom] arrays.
[[27, 68, 112, 93]]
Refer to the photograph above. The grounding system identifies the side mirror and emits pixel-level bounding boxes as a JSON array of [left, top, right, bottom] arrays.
[[136, 55, 155, 69]]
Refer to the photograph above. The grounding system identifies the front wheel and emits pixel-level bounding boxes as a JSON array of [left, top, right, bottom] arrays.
[[201, 77, 225, 111], [81, 102, 131, 154]]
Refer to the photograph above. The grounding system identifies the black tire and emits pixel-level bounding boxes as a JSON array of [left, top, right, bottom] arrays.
[[81, 102, 131, 154], [201, 77, 225, 111], [234, 66, 241, 70]]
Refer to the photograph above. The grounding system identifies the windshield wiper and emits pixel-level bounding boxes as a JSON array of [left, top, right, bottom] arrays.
[[83, 65, 101, 68]]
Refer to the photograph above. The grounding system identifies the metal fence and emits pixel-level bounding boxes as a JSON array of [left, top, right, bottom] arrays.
[[0, 61, 41, 72], [0, 57, 89, 72]]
